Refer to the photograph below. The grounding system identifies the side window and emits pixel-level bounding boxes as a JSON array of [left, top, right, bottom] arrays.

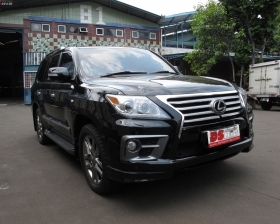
[[46, 54, 60, 82], [59, 52, 74, 77], [37, 59, 48, 82], [49, 54, 60, 68]]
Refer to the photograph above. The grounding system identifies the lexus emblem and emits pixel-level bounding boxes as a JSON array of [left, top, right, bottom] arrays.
[[211, 99, 226, 115]]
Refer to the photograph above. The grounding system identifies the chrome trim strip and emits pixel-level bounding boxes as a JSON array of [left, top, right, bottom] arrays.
[[183, 112, 241, 123], [183, 110, 213, 117], [169, 95, 240, 105], [181, 107, 241, 117], [121, 135, 168, 139], [163, 90, 238, 99], [120, 135, 169, 162], [226, 106, 242, 111], [142, 145, 160, 148], [183, 115, 220, 123], [156, 95, 185, 139], [221, 112, 243, 118], [175, 100, 241, 111], [226, 100, 241, 105], [176, 104, 211, 110], [239, 92, 246, 108]]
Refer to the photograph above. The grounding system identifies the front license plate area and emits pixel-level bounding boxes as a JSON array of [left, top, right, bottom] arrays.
[[206, 125, 240, 148]]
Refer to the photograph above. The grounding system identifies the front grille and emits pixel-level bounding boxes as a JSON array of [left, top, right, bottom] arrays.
[[165, 91, 243, 127]]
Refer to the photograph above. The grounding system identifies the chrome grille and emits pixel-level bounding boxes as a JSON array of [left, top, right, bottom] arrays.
[[157, 91, 243, 127]]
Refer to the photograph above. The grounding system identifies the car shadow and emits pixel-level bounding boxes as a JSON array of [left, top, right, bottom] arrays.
[[106, 159, 252, 212], [44, 139, 252, 212]]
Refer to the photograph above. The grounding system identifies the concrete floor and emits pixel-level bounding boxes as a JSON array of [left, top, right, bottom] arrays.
[[0, 102, 280, 224]]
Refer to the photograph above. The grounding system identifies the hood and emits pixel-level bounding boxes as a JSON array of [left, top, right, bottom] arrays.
[[85, 74, 236, 95]]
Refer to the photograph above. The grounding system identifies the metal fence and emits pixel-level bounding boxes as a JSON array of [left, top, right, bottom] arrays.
[[24, 52, 46, 65], [24, 71, 37, 88]]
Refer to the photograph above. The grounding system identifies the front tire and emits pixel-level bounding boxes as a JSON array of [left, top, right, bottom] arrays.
[[79, 124, 119, 194], [261, 103, 272, 111], [35, 108, 50, 145]]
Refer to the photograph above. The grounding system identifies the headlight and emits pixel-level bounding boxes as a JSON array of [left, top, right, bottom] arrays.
[[238, 87, 247, 106], [106, 94, 170, 119]]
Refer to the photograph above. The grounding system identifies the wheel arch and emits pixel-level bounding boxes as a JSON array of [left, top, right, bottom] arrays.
[[73, 114, 101, 158]]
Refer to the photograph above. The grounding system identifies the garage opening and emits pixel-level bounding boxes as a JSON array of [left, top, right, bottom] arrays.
[[0, 30, 23, 101]]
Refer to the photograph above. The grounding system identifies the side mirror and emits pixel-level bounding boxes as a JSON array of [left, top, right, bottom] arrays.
[[48, 67, 70, 82]]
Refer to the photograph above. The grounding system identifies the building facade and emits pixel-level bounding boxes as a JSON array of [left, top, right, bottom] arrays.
[[0, 1, 162, 103]]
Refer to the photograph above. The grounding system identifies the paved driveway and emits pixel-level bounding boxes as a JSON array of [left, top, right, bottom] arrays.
[[0, 103, 279, 224]]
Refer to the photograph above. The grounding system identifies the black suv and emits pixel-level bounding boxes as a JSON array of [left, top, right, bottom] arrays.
[[31, 47, 254, 194]]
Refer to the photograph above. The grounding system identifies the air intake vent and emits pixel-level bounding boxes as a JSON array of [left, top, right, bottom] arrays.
[[79, 27, 88, 34]]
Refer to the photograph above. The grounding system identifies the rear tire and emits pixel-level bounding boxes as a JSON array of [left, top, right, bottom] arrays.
[[79, 124, 120, 194], [35, 108, 50, 145], [261, 103, 272, 111]]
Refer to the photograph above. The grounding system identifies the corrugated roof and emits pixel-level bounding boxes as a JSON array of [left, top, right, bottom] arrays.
[[159, 11, 196, 26], [0, 0, 163, 24]]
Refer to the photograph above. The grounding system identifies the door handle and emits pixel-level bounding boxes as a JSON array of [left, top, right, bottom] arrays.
[[50, 93, 55, 98], [37, 91, 41, 96]]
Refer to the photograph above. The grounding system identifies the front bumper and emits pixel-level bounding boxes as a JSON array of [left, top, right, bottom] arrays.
[[107, 136, 254, 183]]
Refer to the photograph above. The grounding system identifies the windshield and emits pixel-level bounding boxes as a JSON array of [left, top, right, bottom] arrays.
[[77, 47, 175, 78]]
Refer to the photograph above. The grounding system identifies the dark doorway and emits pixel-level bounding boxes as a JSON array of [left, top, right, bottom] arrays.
[[0, 30, 23, 100]]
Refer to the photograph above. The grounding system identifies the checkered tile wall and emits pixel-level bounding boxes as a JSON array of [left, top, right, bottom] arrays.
[[28, 32, 160, 54]]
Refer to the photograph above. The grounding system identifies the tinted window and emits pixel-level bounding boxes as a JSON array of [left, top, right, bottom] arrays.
[[59, 52, 74, 77], [77, 48, 174, 78], [46, 54, 60, 82], [49, 54, 60, 69], [37, 59, 48, 82]]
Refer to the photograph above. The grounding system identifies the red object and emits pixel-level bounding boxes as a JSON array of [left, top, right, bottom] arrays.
[[207, 125, 240, 148]]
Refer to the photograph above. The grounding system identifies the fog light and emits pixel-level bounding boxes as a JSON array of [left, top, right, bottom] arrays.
[[126, 140, 141, 153]]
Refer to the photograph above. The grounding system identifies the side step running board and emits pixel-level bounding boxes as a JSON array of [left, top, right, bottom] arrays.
[[45, 130, 75, 155]]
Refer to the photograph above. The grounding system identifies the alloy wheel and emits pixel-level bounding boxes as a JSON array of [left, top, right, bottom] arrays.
[[83, 135, 103, 184], [37, 114, 43, 140]]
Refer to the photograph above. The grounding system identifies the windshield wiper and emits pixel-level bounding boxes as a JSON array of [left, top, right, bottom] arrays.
[[101, 71, 147, 77], [150, 70, 176, 74]]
